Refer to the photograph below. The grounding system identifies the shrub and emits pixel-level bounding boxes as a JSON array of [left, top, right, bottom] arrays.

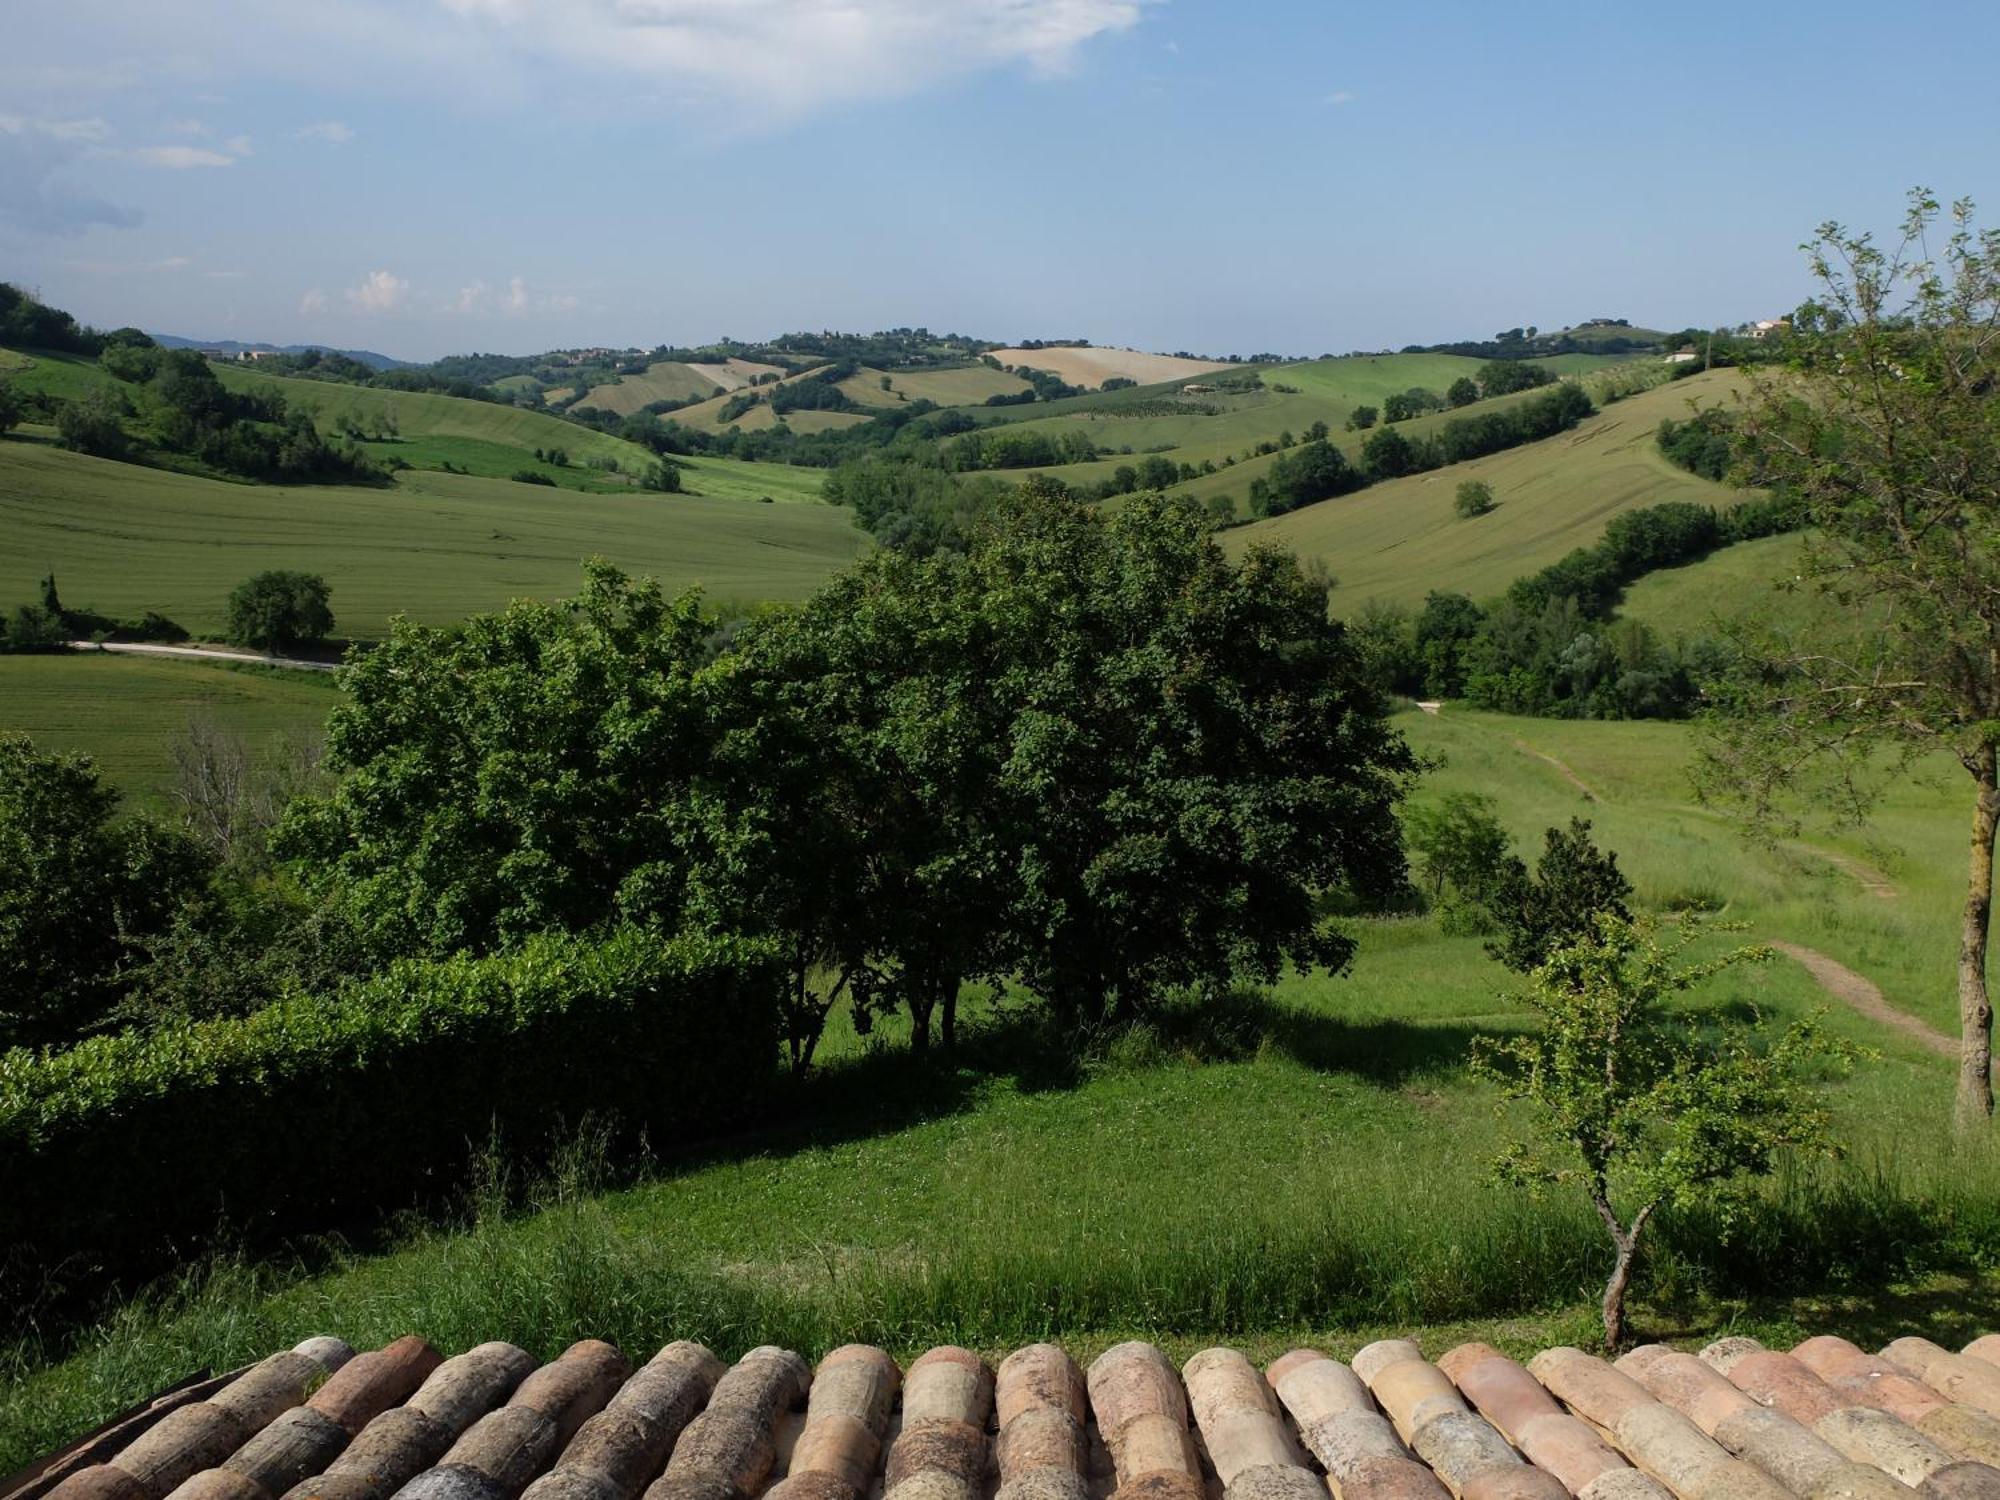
[[55, 388, 130, 459], [1455, 480, 1497, 518], [226, 570, 333, 653], [0, 927, 780, 1281], [511, 469, 557, 486]]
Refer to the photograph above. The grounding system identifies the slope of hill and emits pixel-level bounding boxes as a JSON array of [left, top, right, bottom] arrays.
[[574, 358, 789, 416], [961, 353, 1626, 490], [0, 441, 868, 636], [1229, 370, 1748, 608], [986, 345, 1233, 388], [0, 653, 339, 807], [1617, 529, 1815, 635]]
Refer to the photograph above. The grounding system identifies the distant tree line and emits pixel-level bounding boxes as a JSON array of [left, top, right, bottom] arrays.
[[1352, 483, 1806, 718], [83, 337, 387, 484]]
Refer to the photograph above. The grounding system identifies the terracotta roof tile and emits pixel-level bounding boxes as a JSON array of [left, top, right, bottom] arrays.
[[33, 1335, 2000, 1500]]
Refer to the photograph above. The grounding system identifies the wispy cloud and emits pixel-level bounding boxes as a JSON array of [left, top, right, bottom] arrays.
[[135, 143, 235, 168], [435, 0, 1151, 114], [345, 268, 408, 312], [203, 269, 250, 280], [1323, 90, 1355, 106], [66, 253, 191, 273], [0, 113, 140, 234], [299, 288, 328, 315], [297, 120, 354, 144]]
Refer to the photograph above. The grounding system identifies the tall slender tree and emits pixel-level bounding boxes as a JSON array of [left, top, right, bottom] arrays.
[[1697, 190, 2000, 1129]]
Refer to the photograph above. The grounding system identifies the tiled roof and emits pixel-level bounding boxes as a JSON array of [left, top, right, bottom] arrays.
[[18, 1333, 2000, 1500]]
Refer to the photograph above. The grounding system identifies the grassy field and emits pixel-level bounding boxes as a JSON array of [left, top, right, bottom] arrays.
[[1618, 530, 1814, 635], [6, 701, 1996, 1468], [855, 365, 1031, 406], [573, 360, 797, 417], [986, 346, 1233, 387], [0, 654, 339, 809], [1230, 371, 1746, 609], [0, 441, 866, 637]]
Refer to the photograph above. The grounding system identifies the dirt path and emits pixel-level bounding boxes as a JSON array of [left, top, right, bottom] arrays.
[[1510, 737, 1598, 802], [66, 641, 338, 673], [1786, 842, 1898, 900], [1767, 940, 1954, 1056]]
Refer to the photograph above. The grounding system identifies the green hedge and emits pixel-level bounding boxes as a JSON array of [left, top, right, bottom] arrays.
[[0, 928, 779, 1281]]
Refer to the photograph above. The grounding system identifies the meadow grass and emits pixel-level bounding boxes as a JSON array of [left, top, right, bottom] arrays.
[[0, 440, 866, 638], [1226, 372, 1746, 608], [6, 701, 1997, 1459], [0, 654, 338, 809]]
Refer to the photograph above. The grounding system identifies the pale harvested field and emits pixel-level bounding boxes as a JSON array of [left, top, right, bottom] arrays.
[[986, 346, 1233, 388]]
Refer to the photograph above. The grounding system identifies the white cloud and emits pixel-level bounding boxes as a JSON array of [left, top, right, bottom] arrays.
[[297, 120, 355, 144], [452, 279, 487, 313], [503, 275, 528, 314], [345, 269, 408, 312], [299, 288, 328, 314], [204, 269, 250, 279], [1324, 90, 1355, 106], [135, 143, 235, 168], [435, 0, 1150, 112], [223, 134, 252, 156]]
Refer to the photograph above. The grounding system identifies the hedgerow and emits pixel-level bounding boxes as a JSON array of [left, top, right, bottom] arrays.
[[0, 927, 779, 1283]]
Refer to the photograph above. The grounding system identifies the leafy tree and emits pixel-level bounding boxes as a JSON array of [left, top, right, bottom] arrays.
[[226, 570, 334, 652], [39, 572, 61, 616], [1260, 438, 1362, 515], [0, 734, 212, 1049], [55, 387, 130, 458], [1473, 915, 1849, 1346], [976, 484, 1414, 1025], [1695, 191, 2000, 1129], [1477, 359, 1555, 397], [278, 563, 713, 961], [0, 381, 22, 436], [1413, 590, 1485, 697], [1361, 425, 1418, 480], [1402, 791, 1511, 928], [1346, 404, 1378, 431], [1447, 376, 1480, 408], [1486, 819, 1633, 973], [1455, 479, 1497, 518]]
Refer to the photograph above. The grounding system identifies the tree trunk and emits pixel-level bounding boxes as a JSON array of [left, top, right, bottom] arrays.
[[940, 980, 959, 1053], [1955, 744, 1998, 1132], [1601, 1238, 1636, 1351], [1593, 1195, 1652, 1351]]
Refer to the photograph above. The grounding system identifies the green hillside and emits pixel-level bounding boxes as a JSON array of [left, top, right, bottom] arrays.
[[0, 654, 340, 808], [1617, 529, 1817, 635], [1230, 370, 1748, 608], [960, 353, 1628, 489], [0, 441, 868, 637]]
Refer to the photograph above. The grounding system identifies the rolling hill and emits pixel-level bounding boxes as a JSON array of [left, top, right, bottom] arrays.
[[960, 352, 1633, 491], [0, 441, 868, 637], [985, 345, 1232, 387], [1227, 369, 1749, 609]]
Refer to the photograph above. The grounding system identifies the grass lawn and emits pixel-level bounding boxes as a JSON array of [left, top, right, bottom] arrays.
[[0, 440, 866, 637], [0, 654, 340, 810], [7, 704, 1996, 1468]]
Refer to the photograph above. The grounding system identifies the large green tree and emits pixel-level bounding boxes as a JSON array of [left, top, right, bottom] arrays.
[[278, 562, 714, 959], [226, 570, 334, 653], [1697, 191, 2000, 1129], [971, 483, 1414, 1024]]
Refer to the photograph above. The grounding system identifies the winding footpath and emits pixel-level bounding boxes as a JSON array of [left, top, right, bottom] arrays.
[[1492, 722, 1954, 1052]]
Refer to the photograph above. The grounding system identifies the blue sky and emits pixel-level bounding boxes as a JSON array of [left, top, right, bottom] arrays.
[[5, 1, 1996, 362]]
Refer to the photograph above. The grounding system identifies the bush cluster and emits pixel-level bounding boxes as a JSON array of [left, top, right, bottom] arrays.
[[0, 928, 779, 1277]]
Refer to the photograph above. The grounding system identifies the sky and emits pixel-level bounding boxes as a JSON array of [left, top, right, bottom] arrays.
[[4, 1, 1998, 363]]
